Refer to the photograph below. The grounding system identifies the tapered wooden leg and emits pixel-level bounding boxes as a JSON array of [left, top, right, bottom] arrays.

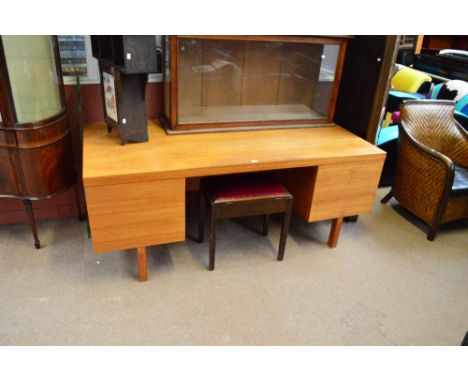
[[198, 192, 205, 243], [208, 206, 217, 271], [137, 247, 148, 282], [328, 217, 343, 248], [262, 214, 270, 236], [23, 199, 40, 249], [277, 199, 293, 261]]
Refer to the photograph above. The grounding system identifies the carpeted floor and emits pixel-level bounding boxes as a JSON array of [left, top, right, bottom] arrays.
[[0, 187, 467, 345]]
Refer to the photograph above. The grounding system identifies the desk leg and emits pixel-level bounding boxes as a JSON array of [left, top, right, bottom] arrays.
[[328, 217, 343, 248], [137, 247, 148, 282]]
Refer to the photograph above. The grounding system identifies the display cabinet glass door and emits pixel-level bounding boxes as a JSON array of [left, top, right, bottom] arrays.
[[2, 35, 63, 123], [177, 37, 342, 125]]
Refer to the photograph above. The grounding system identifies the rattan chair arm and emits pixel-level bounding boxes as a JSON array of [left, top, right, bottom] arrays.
[[455, 120, 468, 140], [398, 123, 455, 176]]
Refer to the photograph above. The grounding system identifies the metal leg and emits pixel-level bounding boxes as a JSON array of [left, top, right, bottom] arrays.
[[208, 205, 217, 271], [198, 192, 205, 243], [277, 199, 293, 261], [262, 214, 270, 236], [381, 189, 393, 203], [23, 199, 40, 249]]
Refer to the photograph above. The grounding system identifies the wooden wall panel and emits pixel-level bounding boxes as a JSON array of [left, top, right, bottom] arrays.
[[85, 178, 185, 253], [274, 167, 317, 221]]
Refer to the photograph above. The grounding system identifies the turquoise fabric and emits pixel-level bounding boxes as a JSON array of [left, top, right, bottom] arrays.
[[430, 83, 443, 99], [377, 125, 399, 146], [455, 94, 468, 114]]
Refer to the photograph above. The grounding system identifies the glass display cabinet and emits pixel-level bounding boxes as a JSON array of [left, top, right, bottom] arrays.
[[162, 35, 349, 132], [0, 35, 82, 248]]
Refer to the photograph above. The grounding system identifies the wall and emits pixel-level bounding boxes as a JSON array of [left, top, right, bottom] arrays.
[[0, 81, 163, 224]]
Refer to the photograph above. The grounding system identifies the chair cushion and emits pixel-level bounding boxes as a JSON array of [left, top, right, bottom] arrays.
[[203, 173, 290, 202], [452, 163, 468, 197]]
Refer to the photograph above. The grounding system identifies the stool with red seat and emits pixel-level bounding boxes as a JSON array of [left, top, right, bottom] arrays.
[[198, 172, 294, 271]]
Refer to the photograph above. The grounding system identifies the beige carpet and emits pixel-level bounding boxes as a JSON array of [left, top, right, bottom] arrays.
[[0, 187, 467, 345]]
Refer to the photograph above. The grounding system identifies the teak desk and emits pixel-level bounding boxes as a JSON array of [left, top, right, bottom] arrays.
[[82, 120, 386, 281]]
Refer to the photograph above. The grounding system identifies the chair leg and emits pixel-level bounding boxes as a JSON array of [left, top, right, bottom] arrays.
[[23, 199, 40, 249], [262, 214, 270, 236], [427, 222, 440, 241], [381, 189, 393, 203], [277, 199, 293, 261], [198, 192, 205, 243], [208, 205, 217, 271]]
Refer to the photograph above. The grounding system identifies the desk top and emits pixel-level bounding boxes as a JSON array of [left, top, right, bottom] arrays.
[[83, 120, 385, 187]]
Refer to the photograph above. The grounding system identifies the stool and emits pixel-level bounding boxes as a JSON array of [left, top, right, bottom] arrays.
[[198, 173, 293, 271]]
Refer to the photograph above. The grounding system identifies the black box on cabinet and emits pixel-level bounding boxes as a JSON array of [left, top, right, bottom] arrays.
[[91, 35, 159, 144], [100, 64, 149, 144], [91, 35, 159, 74]]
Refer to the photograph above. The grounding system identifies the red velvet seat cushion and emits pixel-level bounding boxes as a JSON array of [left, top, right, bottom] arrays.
[[203, 173, 290, 202]]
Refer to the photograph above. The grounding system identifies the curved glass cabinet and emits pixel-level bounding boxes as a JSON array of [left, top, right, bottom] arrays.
[[0, 35, 82, 248]]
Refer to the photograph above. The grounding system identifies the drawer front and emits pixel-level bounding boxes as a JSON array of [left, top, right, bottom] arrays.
[[309, 159, 384, 221], [85, 178, 185, 252]]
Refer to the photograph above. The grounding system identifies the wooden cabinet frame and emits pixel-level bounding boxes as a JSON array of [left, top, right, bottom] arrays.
[[162, 35, 349, 133]]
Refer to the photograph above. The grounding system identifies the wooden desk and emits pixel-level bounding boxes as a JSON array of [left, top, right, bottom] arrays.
[[83, 120, 386, 281]]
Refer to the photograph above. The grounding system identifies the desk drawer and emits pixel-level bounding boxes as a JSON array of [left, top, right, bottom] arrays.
[[276, 159, 384, 222], [309, 160, 384, 221], [85, 178, 185, 252]]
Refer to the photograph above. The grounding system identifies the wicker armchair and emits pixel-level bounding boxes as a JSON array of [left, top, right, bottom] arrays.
[[381, 100, 468, 240]]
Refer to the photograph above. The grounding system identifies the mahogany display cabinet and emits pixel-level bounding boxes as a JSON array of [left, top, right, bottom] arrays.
[[161, 35, 350, 133], [0, 35, 83, 248]]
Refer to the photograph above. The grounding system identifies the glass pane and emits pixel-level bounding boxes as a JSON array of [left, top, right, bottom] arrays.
[[2, 35, 62, 123], [177, 38, 340, 124]]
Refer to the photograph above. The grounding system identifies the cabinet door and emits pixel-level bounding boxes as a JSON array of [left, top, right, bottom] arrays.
[[334, 36, 398, 142], [0, 147, 20, 196]]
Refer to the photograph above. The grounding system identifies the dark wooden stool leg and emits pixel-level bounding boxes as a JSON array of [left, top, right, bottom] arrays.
[[208, 205, 217, 271], [262, 214, 270, 236], [198, 192, 205, 243], [277, 199, 293, 261], [381, 189, 393, 203], [23, 199, 40, 249]]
